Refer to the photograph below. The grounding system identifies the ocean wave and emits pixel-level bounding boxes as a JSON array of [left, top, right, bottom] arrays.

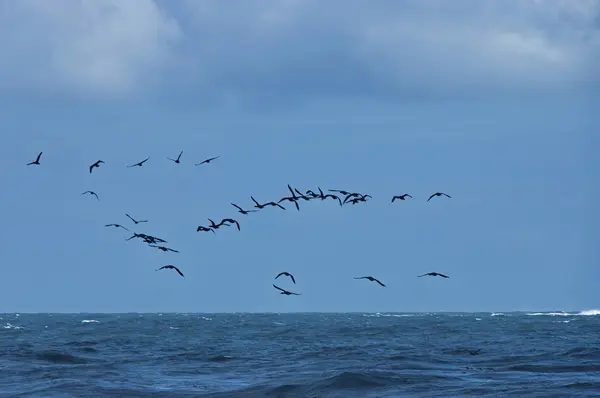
[[527, 310, 600, 316], [81, 319, 100, 324], [36, 350, 87, 365]]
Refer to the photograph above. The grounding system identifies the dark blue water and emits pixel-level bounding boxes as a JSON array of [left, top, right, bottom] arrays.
[[2, 312, 600, 397]]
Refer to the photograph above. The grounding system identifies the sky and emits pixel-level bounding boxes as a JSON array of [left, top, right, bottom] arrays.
[[0, 0, 598, 313]]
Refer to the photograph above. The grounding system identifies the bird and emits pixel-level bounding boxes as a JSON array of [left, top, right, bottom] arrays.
[[105, 223, 129, 231], [322, 193, 343, 207], [354, 276, 386, 287], [167, 151, 183, 164], [125, 214, 148, 224], [27, 152, 43, 166], [89, 160, 105, 173], [156, 265, 184, 277], [220, 218, 241, 231], [208, 218, 229, 230], [127, 157, 150, 167], [279, 196, 300, 211], [392, 194, 413, 202], [196, 225, 215, 234], [275, 272, 296, 284], [427, 192, 451, 202], [273, 284, 301, 295], [329, 189, 352, 196], [81, 191, 99, 201], [251, 196, 285, 210], [149, 245, 179, 253], [195, 156, 220, 166], [418, 272, 450, 278], [231, 203, 258, 215]]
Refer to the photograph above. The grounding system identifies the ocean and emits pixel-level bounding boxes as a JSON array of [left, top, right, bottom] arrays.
[[2, 312, 599, 397]]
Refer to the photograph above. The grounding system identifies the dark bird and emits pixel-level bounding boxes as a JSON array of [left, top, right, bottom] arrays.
[[220, 218, 241, 231], [329, 189, 352, 196], [322, 193, 343, 207], [251, 196, 286, 210], [27, 152, 43, 166], [208, 218, 229, 230], [418, 272, 450, 278], [126, 233, 166, 244], [81, 191, 99, 201], [89, 160, 105, 173], [231, 203, 258, 214], [293, 189, 312, 201], [196, 225, 215, 234], [127, 157, 150, 167], [273, 284, 301, 295], [167, 151, 183, 164], [279, 196, 300, 211], [195, 156, 220, 166], [354, 276, 386, 287], [149, 245, 179, 253], [342, 192, 362, 203], [156, 265, 184, 277], [125, 214, 148, 224], [105, 223, 129, 231], [275, 272, 296, 284], [427, 192, 451, 202], [392, 194, 413, 202]]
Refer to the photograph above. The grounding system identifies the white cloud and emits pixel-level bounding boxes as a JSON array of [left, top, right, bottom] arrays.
[[0, 0, 598, 101], [0, 0, 181, 96]]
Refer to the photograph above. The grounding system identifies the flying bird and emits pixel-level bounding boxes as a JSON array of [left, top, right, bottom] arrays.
[[125, 214, 148, 224], [251, 196, 286, 210], [418, 272, 450, 279], [273, 284, 301, 296], [156, 265, 184, 277], [196, 225, 215, 234], [127, 157, 150, 167], [392, 194, 413, 202], [89, 160, 105, 174], [220, 218, 241, 231], [231, 203, 258, 215], [81, 191, 99, 201], [149, 245, 179, 253], [427, 192, 451, 202], [27, 152, 43, 166], [105, 223, 129, 231], [167, 151, 183, 164], [354, 276, 386, 287], [329, 189, 352, 196], [195, 156, 220, 166], [208, 218, 229, 230], [275, 272, 296, 284]]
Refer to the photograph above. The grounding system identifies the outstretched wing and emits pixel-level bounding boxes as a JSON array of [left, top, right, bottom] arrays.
[[273, 284, 286, 292], [427, 194, 436, 202]]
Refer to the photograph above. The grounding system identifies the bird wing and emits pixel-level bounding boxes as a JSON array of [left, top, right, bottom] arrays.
[[125, 214, 136, 222], [89, 165, 94, 173], [442, 193, 451, 198], [417, 274, 428, 277], [141, 157, 150, 164], [177, 151, 183, 160], [92, 192, 99, 200], [170, 248, 180, 253], [156, 266, 167, 271], [427, 194, 435, 202], [251, 196, 260, 206], [293, 201, 299, 211], [391, 196, 397, 202], [174, 267, 184, 277], [290, 274, 296, 284], [273, 284, 285, 292], [36, 152, 42, 161], [275, 272, 284, 279], [354, 276, 366, 280], [81, 191, 90, 195], [277, 203, 286, 210], [374, 279, 386, 287], [231, 203, 243, 211], [439, 273, 450, 278]]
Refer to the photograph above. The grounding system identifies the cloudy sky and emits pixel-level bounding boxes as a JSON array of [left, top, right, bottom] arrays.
[[0, 0, 598, 313]]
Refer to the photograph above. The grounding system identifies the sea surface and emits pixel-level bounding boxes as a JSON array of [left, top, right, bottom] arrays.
[[2, 312, 600, 397]]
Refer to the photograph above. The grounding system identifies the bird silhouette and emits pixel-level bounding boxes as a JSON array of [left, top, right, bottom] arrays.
[[105, 223, 129, 231], [156, 265, 184, 277], [149, 245, 179, 253], [125, 214, 148, 224], [89, 160, 104, 174], [275, 272, 296, 284], [195, 156, 220, 166], [219, 218, 241, 231], [167, 151, 183, 164], [427, 192, 451, 202], [127, 157, 150, 167], [354, 276, 386, 287], [273, 284, 301, 295], [231, 203, 258, 215], [81, 191, 99, 201], [27, 152, 43, 166], [418, 272, 450, 278], [251, 196, 286, 210], [391, 194, 413, 202], [196, 225, 215, 234]]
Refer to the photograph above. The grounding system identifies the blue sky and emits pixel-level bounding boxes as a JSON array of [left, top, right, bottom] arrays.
[[0, 0, 598, 313]]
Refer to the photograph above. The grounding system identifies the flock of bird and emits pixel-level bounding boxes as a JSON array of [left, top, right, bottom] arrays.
[[26, 150, 453, 297]]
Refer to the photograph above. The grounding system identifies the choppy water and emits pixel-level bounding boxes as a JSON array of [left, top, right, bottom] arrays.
[[2, 312, 600, 397]]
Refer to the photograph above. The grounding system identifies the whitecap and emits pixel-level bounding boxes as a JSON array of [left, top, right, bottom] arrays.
[[577, 309, 600, 316], [475, 318, 482, 321], [81, 319, 100, 324], [3, 322, 23, 329], [526, 312, 571, 316], [200, 316, 212, 321], [169, 326, 179, 330], [491, 313, 505, 316]]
